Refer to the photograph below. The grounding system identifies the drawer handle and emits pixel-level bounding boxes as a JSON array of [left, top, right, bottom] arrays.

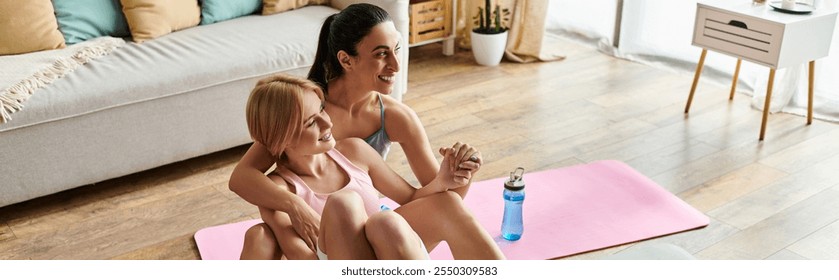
[[728, 20, 748, 29]]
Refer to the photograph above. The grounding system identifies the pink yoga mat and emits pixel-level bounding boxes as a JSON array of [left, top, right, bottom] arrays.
[[195, 160, 708, 260], [194, 219, 262, 260]]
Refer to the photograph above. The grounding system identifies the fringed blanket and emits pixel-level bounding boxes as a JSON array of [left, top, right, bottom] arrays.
[[0, 37, 125, 124]]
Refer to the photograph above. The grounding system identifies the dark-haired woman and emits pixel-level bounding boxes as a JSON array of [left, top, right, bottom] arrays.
[[229, 3, 493, 259]]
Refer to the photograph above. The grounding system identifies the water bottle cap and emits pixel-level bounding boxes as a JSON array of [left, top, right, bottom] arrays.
[[504, 167, 525, 190]]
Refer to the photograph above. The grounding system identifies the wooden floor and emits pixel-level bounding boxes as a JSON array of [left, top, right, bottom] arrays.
[[2, 36, 839, 260]]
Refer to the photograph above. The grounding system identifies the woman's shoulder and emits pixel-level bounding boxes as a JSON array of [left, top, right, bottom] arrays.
[[335, 137, 368, 150], [335, 138, 380, 168], [266, 170, 293, 193], [380, 94, 415, 113], [335, 138, 381, 157], [380, 94, 422, 129]]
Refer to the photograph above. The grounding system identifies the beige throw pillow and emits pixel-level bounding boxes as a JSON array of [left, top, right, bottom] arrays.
[[120, 0, 201, 43], [0, 0, 66, 55], [262, 0, 330, 15]]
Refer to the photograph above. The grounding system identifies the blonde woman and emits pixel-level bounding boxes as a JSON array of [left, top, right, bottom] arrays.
[[238, 74, 503, 260]]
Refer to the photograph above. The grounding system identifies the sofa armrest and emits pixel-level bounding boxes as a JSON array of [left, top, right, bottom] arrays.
[[330, 0, 409, 100]]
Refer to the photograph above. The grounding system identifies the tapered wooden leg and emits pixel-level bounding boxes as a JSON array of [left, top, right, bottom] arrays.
[[760, 69, 776, 141], [685, 49, 708, 114], [730, 59, 742, 100], [808, 60, 814, 125]]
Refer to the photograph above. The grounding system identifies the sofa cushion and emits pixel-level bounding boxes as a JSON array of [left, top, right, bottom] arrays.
[[0, 5, 337, 133], [200, 0, 263, 25], [0, 0, 66, 55], [262, 0, 330, 15], [120, 0, 201, 43], [53, 0, 131, 45]]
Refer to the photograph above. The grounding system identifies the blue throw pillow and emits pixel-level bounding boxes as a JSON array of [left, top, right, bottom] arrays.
[[200, 0, 262, 25], [53, 0, 130, 45]]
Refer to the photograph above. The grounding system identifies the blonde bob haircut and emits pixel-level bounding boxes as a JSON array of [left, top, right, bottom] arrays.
[[246, 74, 325, 159]]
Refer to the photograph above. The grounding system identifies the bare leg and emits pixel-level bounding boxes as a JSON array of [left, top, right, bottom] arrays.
[[365, 210, 428, 260], [240, 223, 283, 260], [396, 191, 505, 260], [259, 207, 317, 260], [318, 190, 376, 259]]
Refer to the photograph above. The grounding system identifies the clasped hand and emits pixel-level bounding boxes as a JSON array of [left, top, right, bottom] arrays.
[[438, 141, 482, 189]]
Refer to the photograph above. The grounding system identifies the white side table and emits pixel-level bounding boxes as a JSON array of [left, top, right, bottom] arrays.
[[685, 0, 837, 140]]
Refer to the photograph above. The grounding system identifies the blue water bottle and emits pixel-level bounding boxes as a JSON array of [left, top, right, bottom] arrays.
[[501, 167, 525, 241]]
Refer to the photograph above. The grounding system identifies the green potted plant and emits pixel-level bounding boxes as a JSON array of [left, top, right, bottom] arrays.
[[471, 0, 510, 66]]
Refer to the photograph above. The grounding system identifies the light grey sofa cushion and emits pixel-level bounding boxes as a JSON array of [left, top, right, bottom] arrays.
[[1, 6, 334, 132]]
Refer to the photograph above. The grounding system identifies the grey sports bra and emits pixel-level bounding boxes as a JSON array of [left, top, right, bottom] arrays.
[[363, 93, 392, 158]]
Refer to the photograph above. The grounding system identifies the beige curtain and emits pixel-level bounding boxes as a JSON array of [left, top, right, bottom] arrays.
[[456, 0, 564, 63]]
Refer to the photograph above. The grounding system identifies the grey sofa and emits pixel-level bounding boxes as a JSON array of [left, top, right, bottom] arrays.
[[0, 0, 409, 208]]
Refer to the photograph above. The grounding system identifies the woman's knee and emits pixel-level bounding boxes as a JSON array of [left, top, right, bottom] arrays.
[[324, 189, 365, 214], [366, 211, 417, 240], [321, 190, 369, 242], [366, 211, 425, 258], [424, 191, 481, 228], [244, 223, 276, 244], [241, 223, 282, 260], [432, 191, 469, 214]]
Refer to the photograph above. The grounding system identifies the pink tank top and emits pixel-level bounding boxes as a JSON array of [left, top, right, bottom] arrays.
[[274, 149, 381, 217]]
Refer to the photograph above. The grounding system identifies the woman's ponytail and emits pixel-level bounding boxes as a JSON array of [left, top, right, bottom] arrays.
[[308, 14, 336, 93]]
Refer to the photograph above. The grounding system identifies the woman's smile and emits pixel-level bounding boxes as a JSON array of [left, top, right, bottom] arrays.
[[319, 132, 333, 142], [377, 74, 395, 84]]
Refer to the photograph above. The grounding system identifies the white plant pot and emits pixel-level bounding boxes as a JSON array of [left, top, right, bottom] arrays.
[[471, 30, 508, 66]]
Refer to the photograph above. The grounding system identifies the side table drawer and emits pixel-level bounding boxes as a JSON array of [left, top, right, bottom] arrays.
[[693, 5, 784, 67]]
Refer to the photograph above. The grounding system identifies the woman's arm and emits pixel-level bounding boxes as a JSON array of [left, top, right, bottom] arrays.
[[229, 142, 321, 251], [229, 142, 292, 211], [384, 99, 439, 186], [337, 138, 468, 206], [385, 98, 477, 198]]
